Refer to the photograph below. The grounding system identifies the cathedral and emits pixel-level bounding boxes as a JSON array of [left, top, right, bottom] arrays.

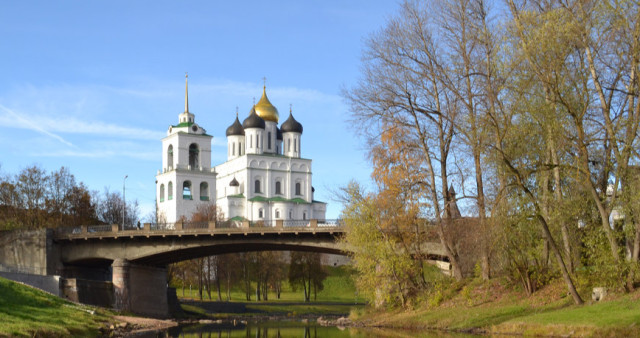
[[155, 76, 327, 224]]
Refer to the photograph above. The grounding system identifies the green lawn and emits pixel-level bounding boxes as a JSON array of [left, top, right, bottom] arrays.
[[0, 277, 112, 337], [175, 266, 362, 304], [176, 266, 365, 318]]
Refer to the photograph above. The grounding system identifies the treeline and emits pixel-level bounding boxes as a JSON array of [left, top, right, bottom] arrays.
[[169, 251, 328, 302], [170, 204, 328, 302], [0, 164, 139, 230], [342, 0, 640, 307]]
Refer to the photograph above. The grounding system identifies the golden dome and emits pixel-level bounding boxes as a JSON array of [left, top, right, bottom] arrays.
[[254, 86, 279, 123]]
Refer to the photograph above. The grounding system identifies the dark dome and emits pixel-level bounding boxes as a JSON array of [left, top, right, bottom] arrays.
[[243, 106, 266, 129], [226, 116, 245, 136], [276, 127, 283, 141], [281, 112, 303, 134], [229, 177, 239, 187]]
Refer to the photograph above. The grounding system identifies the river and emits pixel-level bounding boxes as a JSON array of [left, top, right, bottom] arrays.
[[129, 318, 480, 337]]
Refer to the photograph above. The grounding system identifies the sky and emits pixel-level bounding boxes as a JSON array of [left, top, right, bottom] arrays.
[[0, 1, 401, 220]]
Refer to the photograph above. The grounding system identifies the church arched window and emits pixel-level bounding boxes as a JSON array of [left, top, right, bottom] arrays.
[[200, 182, 209, 201], [295, 182, 301, 196], [189, 143, 199, 168], [275, 209, 280, 219], [289, 209, 293, 219], [160, 184, 165, 202], [167, 145, 174, 169], [168, 181, 173, 200], [287, 138, 291, 152], [183, 181, 192, 200], [294, 139, 297, 152], [275, 181, 282, 195], [232, 142, 235, 156], [303, 211, 307, 220], [258, 208, 264, 218], [254, 179, 261, 193], [268, 132, 272, 149]]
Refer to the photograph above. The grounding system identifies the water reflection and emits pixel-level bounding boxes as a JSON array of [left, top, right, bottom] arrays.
[[154, 321, 479, 338]]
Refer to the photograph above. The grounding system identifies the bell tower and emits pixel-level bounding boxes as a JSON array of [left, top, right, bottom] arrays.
[[156, 74, 217, 223]]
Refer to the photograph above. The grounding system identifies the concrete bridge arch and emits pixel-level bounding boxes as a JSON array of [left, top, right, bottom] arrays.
[[1, 223, 446, 318]]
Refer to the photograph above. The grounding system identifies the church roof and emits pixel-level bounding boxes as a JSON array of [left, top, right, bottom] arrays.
[[243, 106, 266, 129], [447, 184, 461, 218], [281, 111, 303, 134], [254, 86, 279, 123], [229, 177, 239, 187], [226, 115, 245, 136]]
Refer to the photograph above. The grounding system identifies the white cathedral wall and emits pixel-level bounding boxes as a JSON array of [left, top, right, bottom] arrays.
[[157, 169, 216, 223], [216, 197, 245, 220], [156, 171, 177, 223], [312, 202, 327, 220], [227, 135, 244, 160], [173, 134, 213, 170], [263, 121, 278, 154], [213, 148, 317, 223], [283, 132, 301, 158]]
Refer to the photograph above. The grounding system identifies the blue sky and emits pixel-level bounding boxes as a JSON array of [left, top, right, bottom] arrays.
[[0, 1, 400, 219]]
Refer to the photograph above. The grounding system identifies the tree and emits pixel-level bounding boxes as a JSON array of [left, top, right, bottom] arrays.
[[288, 252, 327, 302], [338, 181, 421, 308], [96, 188, 138, 227], [342, 0, 640, 305], [15, 165, 48, 228], [344, 1, 467, 280]]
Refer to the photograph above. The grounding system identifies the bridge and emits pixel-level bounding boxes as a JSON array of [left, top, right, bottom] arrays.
[[0, 219, 446, 318]]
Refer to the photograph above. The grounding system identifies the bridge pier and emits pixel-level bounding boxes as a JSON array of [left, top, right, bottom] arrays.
[[112, 259, 171, 318]]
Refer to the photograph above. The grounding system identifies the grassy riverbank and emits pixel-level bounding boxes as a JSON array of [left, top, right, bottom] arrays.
[[353, 278, 640, 336], [0, 277, 112, 337]]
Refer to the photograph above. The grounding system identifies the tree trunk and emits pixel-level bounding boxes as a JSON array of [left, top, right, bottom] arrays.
[[503, 156, 584, 305]]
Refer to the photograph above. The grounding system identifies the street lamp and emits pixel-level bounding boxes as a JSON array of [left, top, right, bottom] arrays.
[[122, 175, 128, 229]]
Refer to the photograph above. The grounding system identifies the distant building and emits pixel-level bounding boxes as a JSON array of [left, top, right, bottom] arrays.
[[156, 76, 326, 223]]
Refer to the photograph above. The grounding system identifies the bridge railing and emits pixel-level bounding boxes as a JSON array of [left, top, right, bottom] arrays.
[[89, 224, 114, 232], [54, 218, 345, 238], [214, 220, 235, 229], [283, 220, 310, 227], [250, 220, 274, 227], [183, 221, 209, 230], [150, 223, 176, 231], [317, 219, 343, 227], [56, 226, 81, 235]]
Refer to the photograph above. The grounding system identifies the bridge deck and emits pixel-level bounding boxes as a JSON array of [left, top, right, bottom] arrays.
[[54, 222, 344, 241], [52, 220, 447, 266]]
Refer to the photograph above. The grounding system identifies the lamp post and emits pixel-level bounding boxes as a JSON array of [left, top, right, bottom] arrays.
[[122, 175, 128, 229]]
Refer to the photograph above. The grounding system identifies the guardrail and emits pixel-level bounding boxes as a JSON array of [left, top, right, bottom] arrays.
[[54, 219, 345, 239]]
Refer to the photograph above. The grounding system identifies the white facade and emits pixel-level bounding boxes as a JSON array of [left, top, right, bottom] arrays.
[[215, 154, 326, 222], [156, 76, 217, 223], [156, 80, 326, 224], [216, 87, 326, 223]]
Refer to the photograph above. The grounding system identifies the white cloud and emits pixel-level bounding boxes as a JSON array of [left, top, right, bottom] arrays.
[[0, 104, 74, 147], [0, 104, 164, 141]]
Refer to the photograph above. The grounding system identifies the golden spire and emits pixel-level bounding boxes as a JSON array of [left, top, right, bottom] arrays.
[[255, 83, 279, 123], [184, 72, 189, 113]]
